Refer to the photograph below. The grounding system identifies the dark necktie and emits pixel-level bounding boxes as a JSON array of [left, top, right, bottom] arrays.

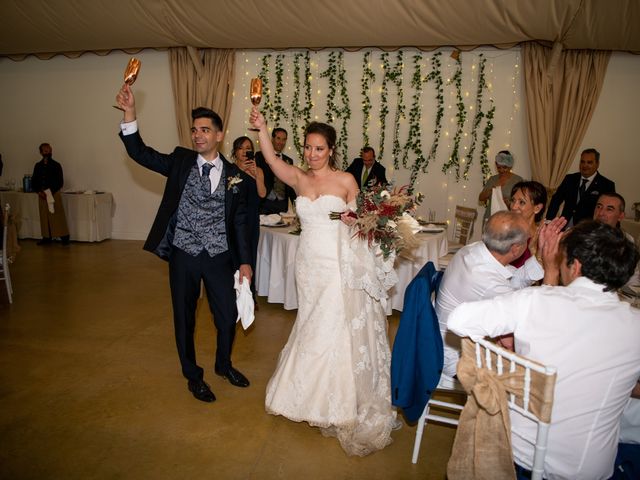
[[202, 162, 213, 194], [578, 178, 588, 202]]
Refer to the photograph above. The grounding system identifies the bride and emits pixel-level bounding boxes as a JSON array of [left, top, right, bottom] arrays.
[[250, 108, 397, 456]]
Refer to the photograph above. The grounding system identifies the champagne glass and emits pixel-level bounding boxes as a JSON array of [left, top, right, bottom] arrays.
[[113, 57, 142, 110], [248, 77, 262, 131]]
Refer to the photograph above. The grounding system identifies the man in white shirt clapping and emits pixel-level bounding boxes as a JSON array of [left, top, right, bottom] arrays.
[[448, 221, 640, 479], [436, 211, 565, 380]]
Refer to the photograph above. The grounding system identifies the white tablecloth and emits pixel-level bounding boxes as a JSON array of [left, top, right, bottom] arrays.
[[0, 191, 41, 238], [256, 226, 448, 312], [0, 191, 113, 242]]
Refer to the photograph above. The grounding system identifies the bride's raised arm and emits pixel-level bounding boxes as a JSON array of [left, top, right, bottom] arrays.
[[250, 107, 302, 190]]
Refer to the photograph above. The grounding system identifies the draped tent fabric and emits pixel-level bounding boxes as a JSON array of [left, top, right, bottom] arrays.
[[523, 42, 610, 190], [1, 0, 640, 59], [169, 47, 235, 147]]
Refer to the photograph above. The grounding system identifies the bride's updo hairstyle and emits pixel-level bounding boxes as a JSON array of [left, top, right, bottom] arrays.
[[305, 121, 339, 170]]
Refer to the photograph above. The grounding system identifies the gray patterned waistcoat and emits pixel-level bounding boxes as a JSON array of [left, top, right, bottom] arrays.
[[173, 163, 228, 257]]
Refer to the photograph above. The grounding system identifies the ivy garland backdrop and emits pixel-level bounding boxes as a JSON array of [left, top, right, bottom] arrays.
[[226, 48, 526, 226]]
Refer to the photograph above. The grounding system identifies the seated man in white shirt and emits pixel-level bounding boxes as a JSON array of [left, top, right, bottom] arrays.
[[448, 221, 640, 480], [436, 211, 564, 381]]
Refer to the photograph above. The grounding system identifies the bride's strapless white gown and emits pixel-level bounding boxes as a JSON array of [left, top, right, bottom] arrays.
[[265, 195, 397, 456]]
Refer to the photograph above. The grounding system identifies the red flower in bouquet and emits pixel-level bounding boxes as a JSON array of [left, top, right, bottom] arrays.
[[330, 185, 424, 259]]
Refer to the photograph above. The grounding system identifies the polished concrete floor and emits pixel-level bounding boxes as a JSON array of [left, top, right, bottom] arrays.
[[0, 240, 457, 479]]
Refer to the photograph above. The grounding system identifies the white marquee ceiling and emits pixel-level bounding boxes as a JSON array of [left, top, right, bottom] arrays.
[[1, 0, 639, 59]]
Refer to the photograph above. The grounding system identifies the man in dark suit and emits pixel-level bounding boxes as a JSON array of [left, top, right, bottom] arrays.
[[346, 147, 388, 190], [255, 127, 296, 214], [546, 148, 615, 226], [116, 84, 252, 403]]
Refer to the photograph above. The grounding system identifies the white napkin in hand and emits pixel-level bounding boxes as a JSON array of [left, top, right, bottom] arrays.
[[260, 213, 282, 226], [490, 186, 508, 215], [234, 270, 254, 330], [44, 188, 55, 213]]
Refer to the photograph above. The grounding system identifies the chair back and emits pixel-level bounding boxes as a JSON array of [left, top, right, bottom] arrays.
[[1, 203, 8, 259], [451, 205, 478, 246], [448, 338, 557, 480], [1, 203, 13, 303]]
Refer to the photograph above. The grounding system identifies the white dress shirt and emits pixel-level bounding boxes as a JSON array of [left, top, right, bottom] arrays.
[[120, 120, 222, 192], [435, 241, 543, 378], [448, 277, 640, 480]]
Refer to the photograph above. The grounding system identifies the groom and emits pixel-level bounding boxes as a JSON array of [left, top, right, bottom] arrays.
[[116, 84, 252, 403]]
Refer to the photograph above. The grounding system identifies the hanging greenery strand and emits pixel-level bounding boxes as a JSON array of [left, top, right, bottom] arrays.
[[390, 51, 405, 169], [290, 52, 313, 160], [360, 51, 376, 148], [320, 51, 351, 167], [378, 53, 390, 159], [258, 54, 273, 123], [424, 52, 444, 169], [376, 52, 403, 168], [271, 54, 288, 125], [463, 54, 487, 181], [479, 100, 496, 179], [441, 54, 467, 180], [406, 54, 428, 190]]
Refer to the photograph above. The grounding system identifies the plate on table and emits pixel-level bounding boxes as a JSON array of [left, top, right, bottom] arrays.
[[418, 219, 447, 227], [263, 221, 288, 228]]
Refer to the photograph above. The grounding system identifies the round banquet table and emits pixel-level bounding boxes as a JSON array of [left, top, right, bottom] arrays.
[[255, 225, 448, 313]]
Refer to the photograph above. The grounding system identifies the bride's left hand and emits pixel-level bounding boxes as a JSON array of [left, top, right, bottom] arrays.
[[340, 210, 357, 226]]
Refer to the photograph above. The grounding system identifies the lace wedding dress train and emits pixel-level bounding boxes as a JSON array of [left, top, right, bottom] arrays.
[[265, 195, 397, 456]]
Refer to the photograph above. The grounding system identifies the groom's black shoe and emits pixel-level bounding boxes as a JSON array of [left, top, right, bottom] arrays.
[[187, 379, 216, 403], [215, 366, 250, 388]]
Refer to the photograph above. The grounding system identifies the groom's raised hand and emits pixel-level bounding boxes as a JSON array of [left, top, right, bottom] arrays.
[[116, 84, 136, 122]]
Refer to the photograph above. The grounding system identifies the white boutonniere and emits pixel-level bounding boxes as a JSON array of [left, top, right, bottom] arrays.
[[227, 174, 243, 193]]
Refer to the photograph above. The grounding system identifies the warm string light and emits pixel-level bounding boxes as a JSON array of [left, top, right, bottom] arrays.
[[506, 52, 521, 151], [230, 49, 521, 230]]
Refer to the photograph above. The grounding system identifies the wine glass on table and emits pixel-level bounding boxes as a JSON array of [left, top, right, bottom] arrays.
[[248, 78, 262, 131], [113, 57, 141, 110]]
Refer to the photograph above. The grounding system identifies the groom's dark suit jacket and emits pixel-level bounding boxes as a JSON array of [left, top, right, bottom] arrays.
[[119, 131, 251, 267], [546, 171, 615, 225], [346, 157, 388, 190]]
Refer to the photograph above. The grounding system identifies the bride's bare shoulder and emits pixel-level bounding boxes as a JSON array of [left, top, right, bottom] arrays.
[[334, 169, 356, 184]]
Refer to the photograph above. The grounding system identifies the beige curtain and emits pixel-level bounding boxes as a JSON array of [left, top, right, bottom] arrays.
[[523, 42, 610, 190], [169, 47, 235, 147]]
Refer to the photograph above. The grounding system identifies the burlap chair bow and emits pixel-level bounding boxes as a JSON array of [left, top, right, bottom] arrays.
[[447, 339, 555, 480]]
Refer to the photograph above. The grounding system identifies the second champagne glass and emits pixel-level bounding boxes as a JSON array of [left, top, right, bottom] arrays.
[[248, 77, 262, 131], [114, 57, 142, 110]]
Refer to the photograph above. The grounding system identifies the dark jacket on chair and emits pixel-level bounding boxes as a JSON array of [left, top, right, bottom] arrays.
[[391, 262, 444, 423]]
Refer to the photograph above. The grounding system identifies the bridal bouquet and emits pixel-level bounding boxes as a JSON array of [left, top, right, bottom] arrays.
[[330, 185, 424, 260]]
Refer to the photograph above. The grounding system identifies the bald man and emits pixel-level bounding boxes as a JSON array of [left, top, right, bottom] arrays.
[[436, 211, 566, 379]]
